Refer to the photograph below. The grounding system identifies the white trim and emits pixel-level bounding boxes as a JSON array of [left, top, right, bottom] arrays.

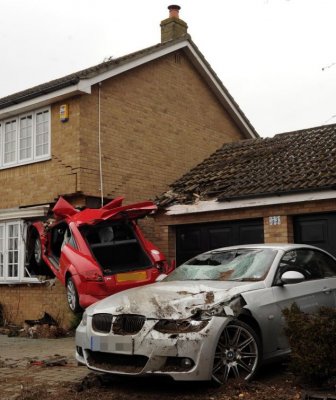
[[0, 205, 49, 221], [0, 84, 91, 120], [165, 190, 336, 215]]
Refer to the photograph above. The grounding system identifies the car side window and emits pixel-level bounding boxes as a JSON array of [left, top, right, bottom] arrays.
[[311, 250, 336, 278], [277, 249, 336, 282]]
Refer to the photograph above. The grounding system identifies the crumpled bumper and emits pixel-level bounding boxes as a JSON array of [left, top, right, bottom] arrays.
[[75, 316, 230, 381]]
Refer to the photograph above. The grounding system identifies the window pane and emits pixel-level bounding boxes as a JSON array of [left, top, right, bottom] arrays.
[[19, 115, 32, 160], [36, 110, 49, 157], [7, 223, 19, 278], [4, 120, 17, 164], [0, 226, 3, 277]]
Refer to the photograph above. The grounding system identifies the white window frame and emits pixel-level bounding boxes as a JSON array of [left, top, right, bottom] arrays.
[[0, 220, 26, 282], [3, 119, 18, 167], [0, 107, 50, 169], [0, 223, 4, 279], [19, 113, 34, 163], [34, 109, 51, 160]]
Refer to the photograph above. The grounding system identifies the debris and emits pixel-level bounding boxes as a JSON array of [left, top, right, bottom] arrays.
[[29, 356, 68, 367], [25, 312, 57, 326]]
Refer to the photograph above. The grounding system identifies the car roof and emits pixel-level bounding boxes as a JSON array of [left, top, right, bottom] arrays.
[[203, 243, 328, 253]]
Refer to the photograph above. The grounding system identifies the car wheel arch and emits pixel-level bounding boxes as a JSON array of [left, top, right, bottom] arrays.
[[237, 310, 263, 347]]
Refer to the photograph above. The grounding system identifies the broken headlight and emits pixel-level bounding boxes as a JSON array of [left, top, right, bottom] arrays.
[[192, 296, 246, 321], [154, 318, 208, 333]]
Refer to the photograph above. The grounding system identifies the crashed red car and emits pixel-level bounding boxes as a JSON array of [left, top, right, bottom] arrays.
[[27, 197, 172, 312]]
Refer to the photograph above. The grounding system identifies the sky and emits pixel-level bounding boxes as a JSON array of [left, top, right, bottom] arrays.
[[1, 0, 336, 137]]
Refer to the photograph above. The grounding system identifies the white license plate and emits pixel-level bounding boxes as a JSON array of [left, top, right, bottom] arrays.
[[90, 335, 133, 353]]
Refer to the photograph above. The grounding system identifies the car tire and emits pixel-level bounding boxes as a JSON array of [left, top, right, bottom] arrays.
[[211, 320, 261, 385], [66, 277, 82, 313], [33, 236, 43, 267]]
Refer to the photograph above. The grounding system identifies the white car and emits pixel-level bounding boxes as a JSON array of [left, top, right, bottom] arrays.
[[76, 244, 336, 384]]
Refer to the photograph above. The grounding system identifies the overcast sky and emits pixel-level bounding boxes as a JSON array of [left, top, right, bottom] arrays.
[[1, 0, 336, 137]]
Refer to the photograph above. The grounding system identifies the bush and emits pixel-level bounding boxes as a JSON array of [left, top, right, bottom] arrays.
[[283, 303, 336, 385]]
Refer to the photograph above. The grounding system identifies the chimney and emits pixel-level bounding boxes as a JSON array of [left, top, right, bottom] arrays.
[[160, 5, 188, 42]]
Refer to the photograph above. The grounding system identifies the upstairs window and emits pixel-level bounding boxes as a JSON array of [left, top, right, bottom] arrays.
[[0, 107, 50, 168]]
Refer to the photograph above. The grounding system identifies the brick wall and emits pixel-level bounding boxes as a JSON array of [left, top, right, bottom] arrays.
[[0, 280, 75, 329], [78, 52, 245, 203]]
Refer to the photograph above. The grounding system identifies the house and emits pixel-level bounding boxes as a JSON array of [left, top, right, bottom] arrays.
[[155, 124, 336, 265], [0, 5, 257, 327]]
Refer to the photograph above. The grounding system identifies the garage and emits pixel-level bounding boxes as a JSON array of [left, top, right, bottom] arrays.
[[294, 212, 336, 257], [175, 218, 264, 265]]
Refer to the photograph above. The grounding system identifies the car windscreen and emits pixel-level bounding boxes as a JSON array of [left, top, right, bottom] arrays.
[[164, 249, 277, 282]]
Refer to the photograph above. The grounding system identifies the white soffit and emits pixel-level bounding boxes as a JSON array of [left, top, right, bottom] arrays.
[[0, 205, 49, 221], [166, 191, 336, 215], [0, 83, 91, 119]]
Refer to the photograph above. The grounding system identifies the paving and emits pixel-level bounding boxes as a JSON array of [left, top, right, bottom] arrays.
[[0, 334, 89, 400]]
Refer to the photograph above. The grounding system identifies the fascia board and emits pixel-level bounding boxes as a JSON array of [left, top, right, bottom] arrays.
[[0, 205, 49, 221], [82, 41, 191, 87], [165, 190, 336, 215], [0, 84, 91, 119]]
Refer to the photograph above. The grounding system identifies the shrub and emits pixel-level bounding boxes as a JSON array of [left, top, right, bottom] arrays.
[[283, 303, 336, 385]]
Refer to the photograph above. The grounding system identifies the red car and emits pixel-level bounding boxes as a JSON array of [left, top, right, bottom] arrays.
[[27, 197, 173, 312]]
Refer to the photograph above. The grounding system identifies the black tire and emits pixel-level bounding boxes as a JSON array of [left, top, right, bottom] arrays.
[[66, 277, 82, 313], [212, 320, 261, 385], [33, 236, 43, 267]]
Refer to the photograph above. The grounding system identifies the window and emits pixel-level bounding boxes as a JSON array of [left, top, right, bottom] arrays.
[[277, 248, 336, 282], [0, 108, 50, 168], [0, 220, 26, 282], [19, 115, 33, 161]]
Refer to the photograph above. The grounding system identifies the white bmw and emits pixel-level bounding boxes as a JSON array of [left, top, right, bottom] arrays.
[[76, 244, 336, 384]]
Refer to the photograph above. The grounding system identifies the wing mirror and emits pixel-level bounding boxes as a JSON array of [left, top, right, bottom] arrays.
[[280, 270, 305, 285]]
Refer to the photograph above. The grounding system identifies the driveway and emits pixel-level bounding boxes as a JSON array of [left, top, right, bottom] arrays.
[[0, 334, 305, 400], [0, 334, 88, 399]]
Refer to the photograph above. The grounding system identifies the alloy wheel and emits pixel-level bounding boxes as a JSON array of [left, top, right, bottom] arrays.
[[212, 321, 259, 385]]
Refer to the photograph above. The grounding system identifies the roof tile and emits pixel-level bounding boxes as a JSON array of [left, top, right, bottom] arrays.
[[158, 124, 336, 206]]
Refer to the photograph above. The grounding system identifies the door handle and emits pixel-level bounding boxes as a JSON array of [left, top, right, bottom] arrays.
[[323, 287, 331, 294]]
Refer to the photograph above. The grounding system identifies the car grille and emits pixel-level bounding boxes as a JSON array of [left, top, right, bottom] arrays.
[[113, 314, 146, 335], [91, 313, 146, 335], [92, 313, 113, 333], [86, 350, 148, 373]]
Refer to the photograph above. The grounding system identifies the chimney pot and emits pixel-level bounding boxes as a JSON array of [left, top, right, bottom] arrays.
[[168, 5, 181, 18], [161, 5, 188, 43]]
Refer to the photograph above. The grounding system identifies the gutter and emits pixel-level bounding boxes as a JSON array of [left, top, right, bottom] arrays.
[[165, 190, 336, 215]]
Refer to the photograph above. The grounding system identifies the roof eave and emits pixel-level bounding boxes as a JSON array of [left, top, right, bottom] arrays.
[[164, 189, 336, 216], [0, 81, 91, 119]]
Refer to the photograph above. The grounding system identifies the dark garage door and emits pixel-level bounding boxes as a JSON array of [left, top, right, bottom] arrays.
[[176, 219, 264, 266], [294, 213, 336, 257]]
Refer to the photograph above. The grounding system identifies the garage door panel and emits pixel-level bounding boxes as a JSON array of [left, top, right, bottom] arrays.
[[208, 227, 234, 249], [176, 219, 264, 266], [239, 225, 264, 244], [294, 213, 336, 257]]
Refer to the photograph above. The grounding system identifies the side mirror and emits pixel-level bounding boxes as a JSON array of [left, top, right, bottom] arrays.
[[281, 270, 305, 285]]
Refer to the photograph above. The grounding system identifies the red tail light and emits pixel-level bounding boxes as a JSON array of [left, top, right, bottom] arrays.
[[83, 270, 104, 282]]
